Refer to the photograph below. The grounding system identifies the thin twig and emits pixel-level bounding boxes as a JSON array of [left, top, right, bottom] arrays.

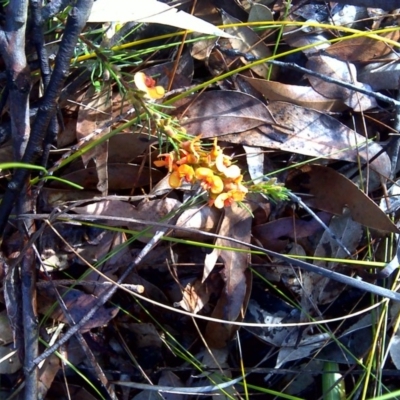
[[19, 212, 400, 303]]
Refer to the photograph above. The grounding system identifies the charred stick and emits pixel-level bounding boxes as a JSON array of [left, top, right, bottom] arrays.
[[0, 0, 94, 237]]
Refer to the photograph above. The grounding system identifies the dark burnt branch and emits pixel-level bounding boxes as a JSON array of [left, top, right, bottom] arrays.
[[0, 0, 30, 161], [30, 0, 59, 167], [20, 243, 37, 400], [0, 1, 34, 397], [42, 0, 71, 21], [0, 0, 94, 237]]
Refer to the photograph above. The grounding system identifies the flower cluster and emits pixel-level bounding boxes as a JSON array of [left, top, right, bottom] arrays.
[[133, 72, 289, 208], [154, 133, 248, 208]]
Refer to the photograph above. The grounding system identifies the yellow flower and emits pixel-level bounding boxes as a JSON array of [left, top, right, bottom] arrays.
[[169, 164, 195, 188], [195, 167, 224, 194], [214, 190, 247, 208], [215, 154, 241, 179], [223, 175, 248, 193], [134, 72, 165, 100], [210, 138, 222, 159]]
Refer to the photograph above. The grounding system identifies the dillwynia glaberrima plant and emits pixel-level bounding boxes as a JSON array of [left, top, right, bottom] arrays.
[[134, 71, 290, 209]]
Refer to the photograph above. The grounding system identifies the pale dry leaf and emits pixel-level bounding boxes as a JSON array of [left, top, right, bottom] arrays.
[[306, 55, 377, 112], [302, 210, 363, 313], [37, 286, 119, 332], [325, 30, 400, 62], [359, 56, 400, 91], [243, 145, 264, 184], [0, 344, 21, 374], [173, 91, 275, 136], [38, 354, 60, 398], [175, 206, 221, 240], [89, 0, 235, 39], [220, 101, 391, 178], [220, 10, 273, 77], [286, 165, 399, 233], [390, 335, 400, 370], [331, 5, 367, 28], [204, 204, 252, 348], [248, 3, 273, 23], [76, 84, 112, 195], [176, 279, 210, 314], [241, 75, 346, 112]]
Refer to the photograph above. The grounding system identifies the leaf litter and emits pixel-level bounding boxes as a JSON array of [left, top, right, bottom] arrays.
[[2, 0, 400, 398]]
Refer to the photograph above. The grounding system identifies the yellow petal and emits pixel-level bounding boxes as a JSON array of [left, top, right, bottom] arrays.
[[210, 175, 224, 194], [223, 165, 241, 179], [214, 193, 228, 208], [147, 86, 165, 100], [195, 167, 214, 180], [169, 171, 182, 188], [134, 72, 148, 91]]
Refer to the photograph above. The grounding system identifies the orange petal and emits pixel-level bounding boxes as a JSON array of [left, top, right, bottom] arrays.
[[154, 159, 167, 167]]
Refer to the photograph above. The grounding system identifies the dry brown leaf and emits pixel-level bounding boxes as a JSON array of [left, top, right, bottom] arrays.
[[241, 75, 346, 112], [174, 206, 221, 239], [220, 10, 273, 77], [204, 204, 252, 348], [325, 30, 400, 62], [76, 84, 112, 195], [38, 354, 60, 398], [286, 165, 399, 234], [40, 187, 100, 208], [57, 163, 163, 191], [140, 52, 194, 90], [176, 279, 210, 314], [311, 210, 363, 305], [253, 212, 332, 252], [220, 101, 391, 178], [108, 132, 155, 164], [37, 286, 119, 333], [306, 55, 377, 112], [173, 90, 275, 136]]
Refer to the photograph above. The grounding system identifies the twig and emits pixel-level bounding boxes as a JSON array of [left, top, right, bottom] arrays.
[[35, 243, 118, 400], [265, 59, 400, 108], [19, 212, 400, 302], [30, 0, 60, 168], [27, 226, 170, 372]]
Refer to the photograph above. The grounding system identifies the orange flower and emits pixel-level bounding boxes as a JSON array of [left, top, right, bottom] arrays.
[[214, 190, 247, 209], [210, 138, 222, 160], [195, 167, 224, 194], [154, 152, 175, 172], [181, 135, 202, 155], [134, 72, 165, 100], [176, 150, 199, 165], [169, 164, 195, 188]]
